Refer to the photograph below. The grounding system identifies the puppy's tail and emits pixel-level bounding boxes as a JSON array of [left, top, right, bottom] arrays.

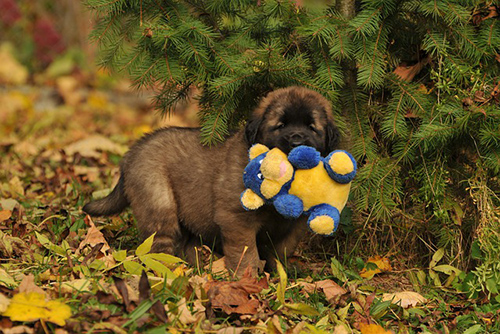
[[83, 176, 129, 216]]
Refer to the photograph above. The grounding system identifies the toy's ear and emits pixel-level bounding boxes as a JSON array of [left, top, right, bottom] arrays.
[[241, 189, 265, 210], [249, 144, 269, 160]]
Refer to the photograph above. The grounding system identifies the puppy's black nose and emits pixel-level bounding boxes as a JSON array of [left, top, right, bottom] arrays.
[[289, 133, 306, 148]]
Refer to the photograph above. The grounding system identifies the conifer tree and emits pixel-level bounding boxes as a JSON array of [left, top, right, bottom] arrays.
[[88, 0, 500, 289]]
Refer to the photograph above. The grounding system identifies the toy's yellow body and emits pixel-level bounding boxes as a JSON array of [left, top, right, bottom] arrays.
[[289, 162, 351, 211], [241, 144, 357, 236]]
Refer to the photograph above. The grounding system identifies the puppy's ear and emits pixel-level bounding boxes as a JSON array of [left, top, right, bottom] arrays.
[[325, 122, 340, 153], [245, 117, 262, 145]]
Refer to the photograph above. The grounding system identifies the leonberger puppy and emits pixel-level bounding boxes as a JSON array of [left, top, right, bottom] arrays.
[[83, 86, 340, 275]]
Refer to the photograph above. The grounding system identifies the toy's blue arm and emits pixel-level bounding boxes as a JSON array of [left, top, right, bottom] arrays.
[[288, 146, 321, 169]]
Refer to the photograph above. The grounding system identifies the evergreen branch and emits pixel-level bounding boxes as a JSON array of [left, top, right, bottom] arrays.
[[366, 22, 385, 88], [137, 57, 162, 86], [386, 76, 426, 114], [211, 73, 253, 91]]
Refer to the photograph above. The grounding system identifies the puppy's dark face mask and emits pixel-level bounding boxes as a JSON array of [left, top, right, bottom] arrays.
[[245, 89, 340, 156]]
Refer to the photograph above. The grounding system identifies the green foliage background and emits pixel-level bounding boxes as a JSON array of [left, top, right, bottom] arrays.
[[88, 0, 500, 295]]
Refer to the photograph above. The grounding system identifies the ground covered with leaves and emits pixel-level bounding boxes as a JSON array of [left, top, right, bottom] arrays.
[[0, 52, 499, 334]]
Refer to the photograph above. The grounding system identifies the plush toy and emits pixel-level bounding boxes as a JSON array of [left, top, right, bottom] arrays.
[[240, 144, 357, 236]]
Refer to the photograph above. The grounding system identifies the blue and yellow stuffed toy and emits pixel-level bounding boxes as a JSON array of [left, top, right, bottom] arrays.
[[240, 144, 357, 236]]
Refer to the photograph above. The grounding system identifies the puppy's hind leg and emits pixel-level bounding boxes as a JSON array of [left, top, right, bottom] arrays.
[[129, 181, 181, 256]]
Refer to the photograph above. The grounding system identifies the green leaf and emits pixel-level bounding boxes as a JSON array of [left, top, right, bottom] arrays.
[[35, 232, 66, 256], [486, 278, 499, 294], [331, 258, 348, 281], [113, 250, 127, 262], [285, 302, 319, 316], [463, 324, 482, 334], [429, 248, 444, 268], [432, 265, 461, 276], [123, 260, 144, 275], [123, 299, 155, 327], [276, 260, 287, 305], [139, 255, 176, 279], [136, 233, 156, 256], [147, 253, 185, 264]]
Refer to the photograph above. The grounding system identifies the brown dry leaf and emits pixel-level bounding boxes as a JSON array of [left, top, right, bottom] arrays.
[[360, 256, 392, 279], [8, 176, 24, 198], [207, 257, 229, 277], [216, 328, 245, 334], [393, 56, 431, 82], [300, 279, 347, 303], [359, 323, 392, 334], [0, 293, 10, 313], [332, 324, 350, 334], [382, 291, 427, 308], [167, 297, 206, 325], [64, 135, 127, 159], [1, 325, 34, 334], [205, 268, 268, 315], [77, 217, 111, 254], [0, 198, 19, 211], [189, 274, 209, 299], [18, 274, 45, 296], [0, 210, 12, 222], [316, 279, 347, 301]]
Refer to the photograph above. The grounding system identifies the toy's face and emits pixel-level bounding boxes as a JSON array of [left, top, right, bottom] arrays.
[[243, 152, 267, 195], [243, 148, 294, 200]]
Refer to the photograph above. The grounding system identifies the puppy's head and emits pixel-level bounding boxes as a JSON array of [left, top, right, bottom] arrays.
[[245, 86, 340, 156]]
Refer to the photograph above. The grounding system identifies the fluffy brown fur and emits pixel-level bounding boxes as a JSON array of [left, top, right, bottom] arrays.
[[83, 86, 340, 275]]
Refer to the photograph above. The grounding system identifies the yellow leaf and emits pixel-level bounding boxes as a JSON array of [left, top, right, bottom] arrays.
[[2, 292, 71, 326], [359, 323, 392, 334], [360, 256, 392, 279]]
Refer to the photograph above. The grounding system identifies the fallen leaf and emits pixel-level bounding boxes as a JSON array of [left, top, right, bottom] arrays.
[[0, 198, 19, 211], [216, 327, 245, 334], [300, 279, 347, 303], [359, 323, 392, 334], [0, 210, 12, 222], [18, 274, 45, 296], [0, 43, 29, 85], [167, 297, 206, 325], [77, 217, 111, 254], [360, 256, 392, 279], [0, 293, 10, 313], [2, 292, 71, 326], [58, 279, 92, 294], [1, 325, 34, 334], [206, 256, 229, 277], [8, 176, 24, 198], [64, 135, 127, 158], [382, 291, 427, 308], [393, 55, 431, 82], [205, 267, 268, 315], [332, 324, 350, 334]]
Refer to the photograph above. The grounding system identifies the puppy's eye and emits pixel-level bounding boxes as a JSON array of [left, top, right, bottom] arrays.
[[309, 124, 317, 132], [257, 173, 263, 180], [275, 123, 285, 130]]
